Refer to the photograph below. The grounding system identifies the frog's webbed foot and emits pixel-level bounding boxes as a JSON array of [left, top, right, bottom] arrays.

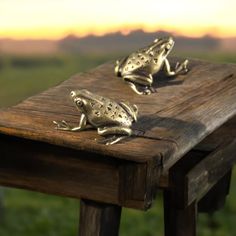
[[53, 120, 84, 131], [164, 58, 189, 76], [97, 126, 132, 145], [126, 82, 151, 95], [97, 135, 128, 145], [53, 114, 87, 132], [127, 82, 157, 95], [141, 86, 157, 95], [53, 120, 72, 131], [149, 86, 157, 93], [175, 59, 189, 74]]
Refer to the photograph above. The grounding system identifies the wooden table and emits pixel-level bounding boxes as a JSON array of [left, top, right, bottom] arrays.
[[0, 58, 235, 236]]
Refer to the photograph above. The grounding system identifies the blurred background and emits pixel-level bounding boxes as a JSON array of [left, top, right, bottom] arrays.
[[0, 0, 235, 235]]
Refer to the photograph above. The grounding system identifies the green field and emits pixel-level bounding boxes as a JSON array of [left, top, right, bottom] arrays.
[[0, 53, 235, 235], [0, 54, 113, 107]]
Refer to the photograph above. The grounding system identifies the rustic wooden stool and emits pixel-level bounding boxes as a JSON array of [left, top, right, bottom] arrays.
[[0, 58, 235, 236]]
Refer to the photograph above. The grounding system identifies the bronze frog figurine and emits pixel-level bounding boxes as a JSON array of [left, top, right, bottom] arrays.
[[53, 89, 138, 145], [115, 37, 189, 95]]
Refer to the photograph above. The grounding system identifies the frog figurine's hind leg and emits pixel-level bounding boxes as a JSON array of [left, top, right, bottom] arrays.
[[53, 113, 87, 131], [164, 58, 189, 76], [123, 72, 156, 95], [97, 127, 132, 145], [119, 102, 138, 122]]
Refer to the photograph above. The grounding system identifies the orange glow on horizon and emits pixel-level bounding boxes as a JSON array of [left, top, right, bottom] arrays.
[[0, 0, 235, 40], [1, 24, 235, 40]]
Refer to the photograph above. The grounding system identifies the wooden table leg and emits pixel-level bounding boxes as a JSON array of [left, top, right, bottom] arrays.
[[164, 190, 197, 236], [79, 199, 122, 236], [163, 151, 201, 236]]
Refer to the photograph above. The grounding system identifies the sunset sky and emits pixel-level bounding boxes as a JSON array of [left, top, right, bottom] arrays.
[[0, 0, 236, 39]]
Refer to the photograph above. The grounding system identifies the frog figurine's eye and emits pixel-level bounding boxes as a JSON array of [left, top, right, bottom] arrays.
[[166, 44, 171, 50], [70, 91, 76, 98], [75, 98, 83, 107]]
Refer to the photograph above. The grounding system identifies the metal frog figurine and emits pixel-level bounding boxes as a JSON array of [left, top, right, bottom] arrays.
[[115, 37, 189, 95], [53, 89, 138, 145]]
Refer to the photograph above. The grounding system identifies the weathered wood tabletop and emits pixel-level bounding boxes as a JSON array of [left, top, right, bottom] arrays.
[[0, 58, 235, 169], [0, 57, 236, 236]]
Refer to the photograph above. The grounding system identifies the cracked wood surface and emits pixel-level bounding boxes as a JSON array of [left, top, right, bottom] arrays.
[[0, 58, 235, 170]]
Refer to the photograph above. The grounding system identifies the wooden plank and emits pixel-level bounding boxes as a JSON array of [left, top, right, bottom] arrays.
[[194, 115, 236, 152], [162, 139, 236, 208], [119, 158, 160, 210], [0, 133, 156, 210], [198, 170, 232, 213], [79, 199, 121, 236], [159, 115, 236, 188], [0, 134, 120, 204], [0, 108, 167, 163], [186, 139, 236, 206], [158, 150, 206, 189], [0, 58, 236, 170]]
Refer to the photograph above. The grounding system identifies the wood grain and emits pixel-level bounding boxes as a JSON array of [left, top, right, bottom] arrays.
[[158, 115, 236, 188], [198, 170, 232, 213], [162, 138, 236, 209], [0, 133, 157, 210], [186, 139, 236, 206], [0, 134, 120, 204], [194, 116, 236, 152], [0, 58, 236, 170], [79, 199, 121, 236]]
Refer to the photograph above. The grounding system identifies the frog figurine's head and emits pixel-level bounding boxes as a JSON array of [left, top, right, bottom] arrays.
[[71, 90, 86, 109], [151, 37, 175, 59], [70, 89, 99, 114]]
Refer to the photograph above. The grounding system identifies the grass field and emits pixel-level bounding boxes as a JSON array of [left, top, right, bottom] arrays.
[[0, 52, 235, 235], [0, 54, 112, 107]]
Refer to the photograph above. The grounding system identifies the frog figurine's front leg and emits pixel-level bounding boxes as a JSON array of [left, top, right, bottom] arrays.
[[123, 72, 156, 95], [97, 126, 132, 145], [164, 58, 189, 76], [53, 113, 87, 131]]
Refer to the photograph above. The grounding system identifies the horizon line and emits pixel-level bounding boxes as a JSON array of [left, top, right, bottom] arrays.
[[1, 29, 236, 41]]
